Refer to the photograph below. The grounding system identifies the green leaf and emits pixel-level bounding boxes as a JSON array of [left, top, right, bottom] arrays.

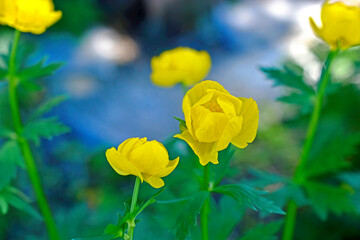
[[261, 66, 314, 94], [238, 220, 283, 240], [0, 196, 9, 214], [0, 126, 16, 140], [18, 58, 63, 81], [0, 186, 41, 219], [29, 95, 68, 121], [174, 191, 210, 240], [304, 133, 360, 178], [0, 141, 25, 189], [304, 181, 356, 221], [277, 92, 313, 114], [213, 184, 285, 215], [135, 187, 166, 218], [174, 117, 187, 133], [211, 145, 235, 186], [23, 117, 70, 145], [0, 69, 7, 81], [104, 224, 123, 239]]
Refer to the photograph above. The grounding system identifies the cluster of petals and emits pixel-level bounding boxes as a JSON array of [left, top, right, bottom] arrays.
[[0, 0, 62, 34], [310, 1, 360, 49], [106, 138, 179, 188]]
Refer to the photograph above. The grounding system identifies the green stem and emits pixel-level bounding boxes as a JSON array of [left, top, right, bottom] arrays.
[[127, 177, 141, 240], [200, 164, 210, 240], [8, 30, 60, 240], [282, 200, 297, 240], [282, 49, 339, 240]]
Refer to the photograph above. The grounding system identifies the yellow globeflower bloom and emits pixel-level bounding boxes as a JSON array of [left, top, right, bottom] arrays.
[[310, 1, 360, 49], [0, 0, 62, 34], [106, 137, 179, 188], [151, 47, 211, 87], [174, 80, 259, 166]]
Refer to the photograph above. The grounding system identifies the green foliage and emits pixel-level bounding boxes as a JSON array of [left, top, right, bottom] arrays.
[[0, 141, 24, 189], [22, 117, 70, 145], [18, 58, 62, 91], [238, 220, 283, 240], [304, 132, 360, 178], [0, 186, 41, 219], [212, 184, 285, 215], [174, 191, 210, 240], [261, 65, 315, 113], [304, 181, 356, 221], [29, 95, 68, 121]]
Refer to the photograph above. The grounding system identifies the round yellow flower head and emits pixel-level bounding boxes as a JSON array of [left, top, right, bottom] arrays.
[[310, 0, 360, 49], [150, 47, 211, 87], [106, 137, 179, 188], [0, 0, 62, 34], [174, 80, 259, 166]]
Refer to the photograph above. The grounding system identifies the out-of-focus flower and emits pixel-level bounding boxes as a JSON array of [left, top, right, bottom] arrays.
[[0, 0, 62, 34], [106, 137, 179, 188], [310, 1, 360, 49], [151, 47, 211, 87], [174, 80, 259, 166]]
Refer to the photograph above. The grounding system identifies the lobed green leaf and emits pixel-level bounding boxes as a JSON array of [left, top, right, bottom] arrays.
[[238, 220, 283, 240]]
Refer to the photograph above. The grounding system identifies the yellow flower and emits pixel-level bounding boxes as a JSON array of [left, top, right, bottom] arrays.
[[106, 137, 179, 188], [174, 80, 259, 166], [0, 0, 62, 34], [150, 47, 211, 87], [310, 1, 360, 49]]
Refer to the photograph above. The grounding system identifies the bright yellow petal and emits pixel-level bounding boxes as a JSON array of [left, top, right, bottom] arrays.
[[185, 80, 229, 106], [231, 98, 259, 149], [183, 95, 195, 137], [215, 116, 243, 151], [105, 147, 143, 181], [174, 130, 218, 165], [191, 105, 229, 143], [156, 157, 180, 177], [143, 174, 165, 188], [118, 137, 147, 158], [129, 140, 169, 175]]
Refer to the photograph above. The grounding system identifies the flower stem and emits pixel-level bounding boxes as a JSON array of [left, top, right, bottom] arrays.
[[282, 49, 339, 240], [7, 30, 60, 240], [127, 177, 141, 240], [200, 164, 210, 240]]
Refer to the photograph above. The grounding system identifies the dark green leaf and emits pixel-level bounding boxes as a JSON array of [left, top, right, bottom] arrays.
[[213, 184, 285, 215], [19, 79, 43, 91], [0, 186, 41, 219], [29, 95, 68, 121], [304, 181, 356, 221], [174, 191, 210, 240], [304, 133, 360, 178], [18, 58, 62, 81], [0, 69, 7, 81], [277, 92, 313, 114], [239, 220, 283, 240], [261, 66, 314, 94], [23, 117, 70, 145], [0, 141, 25, 189]]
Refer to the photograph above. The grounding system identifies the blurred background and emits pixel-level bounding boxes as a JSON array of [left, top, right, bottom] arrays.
[[1, 0, 360, 239]]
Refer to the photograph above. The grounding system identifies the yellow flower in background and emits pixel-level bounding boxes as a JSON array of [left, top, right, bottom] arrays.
[[151, 47, 211, 87], [0, 0, 62, 34], [174, 80, 259, 166], [106, 137, 179, 188], [310, 1, 360, 49]]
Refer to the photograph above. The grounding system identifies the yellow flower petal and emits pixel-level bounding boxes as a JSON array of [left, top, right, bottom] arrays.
[[174, 130, 218, 165], [215, 116, 243, 151], [118, 137, 147, 158], [143, 174, 165, 188], [105, 147, 143, 181], [310, 1, 360, 49], [129, 140, 169, 175], [156, 157, 180, 177], [231, 98, 259, 148], [150, 47, 211, 87], [185, 80, 228, 106]]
